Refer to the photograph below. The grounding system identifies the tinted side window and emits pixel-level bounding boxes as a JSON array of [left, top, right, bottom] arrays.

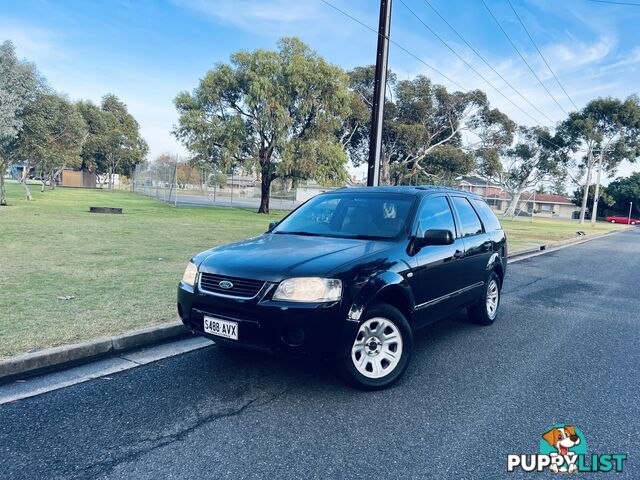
[[451, 196, 483, 237], [470, 198, 502, 231], [417, 196, 456, 236]]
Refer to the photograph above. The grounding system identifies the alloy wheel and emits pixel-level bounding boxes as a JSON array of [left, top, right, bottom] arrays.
[[351, 317, 403, 379], [486, 279, 500, 320]]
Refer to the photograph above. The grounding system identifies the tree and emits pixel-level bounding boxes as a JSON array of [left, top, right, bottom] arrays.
[[176, 162, 198, 189], [15, 93, 87, 197], [342, 65, 397, 184], [78, 95, 148, 191], [343, 68, 514, 186], [391, 78, 514, 185], [606, 172, 640, 216], [479, 126, 570, 216], [0, 40, 41, 205], [174, 37, 351, 213], [208, 172, 227, 189], [560, 97, 640, 225], [571, 184, 614, 218]]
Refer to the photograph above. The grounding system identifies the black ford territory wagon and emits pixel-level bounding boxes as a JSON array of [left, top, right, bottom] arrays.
[[178, 186, 507, 389]]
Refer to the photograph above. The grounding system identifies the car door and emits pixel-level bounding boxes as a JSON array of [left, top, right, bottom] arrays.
[[411, 195, 468, 326], [449, 195, 493, 306]]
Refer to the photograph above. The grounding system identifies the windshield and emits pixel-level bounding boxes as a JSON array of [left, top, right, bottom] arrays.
[[273, 192, 414, 239]]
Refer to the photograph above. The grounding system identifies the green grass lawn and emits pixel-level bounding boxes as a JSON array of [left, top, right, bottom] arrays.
[[0, 182, 625, 359], [500, 215, 625, 252], [0, 182, 283, 359]]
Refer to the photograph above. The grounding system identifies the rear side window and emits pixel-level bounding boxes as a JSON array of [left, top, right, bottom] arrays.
[[451, 196, 483, 237], [416, 196, 456, 236], [470, 198, 502, 231]]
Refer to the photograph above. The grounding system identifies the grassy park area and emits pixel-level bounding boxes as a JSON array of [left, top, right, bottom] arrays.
[[0, 183, 625, 359]]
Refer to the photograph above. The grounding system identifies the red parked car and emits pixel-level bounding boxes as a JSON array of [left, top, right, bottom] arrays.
[[606, 215, 639, 225]]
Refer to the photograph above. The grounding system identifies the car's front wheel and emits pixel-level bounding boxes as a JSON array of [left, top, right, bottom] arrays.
[[611, 219, 616, 223], [340, 304, 413, 390]]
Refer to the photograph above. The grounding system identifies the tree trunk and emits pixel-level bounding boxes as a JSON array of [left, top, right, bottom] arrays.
[[380, 154, 390, 185], [579, 149, 594, 224], [504, 190, 523, 216], [590, 153, 604, 226], [20, 166, 32, 201], [258, 164, 271, 214], [41, 179, 45, 192], [0, 164, 7, 206]]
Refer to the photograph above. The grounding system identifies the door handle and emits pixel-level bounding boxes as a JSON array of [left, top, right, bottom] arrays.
[[453, 250, 465, 259]]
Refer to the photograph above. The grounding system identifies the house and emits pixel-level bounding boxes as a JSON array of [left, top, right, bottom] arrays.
[[456, 175, 578, 219], [457, 175, 504, 197], [518, 192, 578, 218]]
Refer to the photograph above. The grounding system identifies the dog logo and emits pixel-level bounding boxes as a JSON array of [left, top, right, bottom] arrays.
[[507, 424, 627, 474], [218, 280, 234, 290], [541, 425, 583, 473]]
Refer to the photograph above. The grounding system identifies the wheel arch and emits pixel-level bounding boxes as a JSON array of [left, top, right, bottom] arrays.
[[486, 252, 505, 285], [347, 271, 415, 325]]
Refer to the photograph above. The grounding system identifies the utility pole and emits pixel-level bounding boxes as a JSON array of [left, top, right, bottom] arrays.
[[629, 201, 633, 225], [367, 0, 392, 187]]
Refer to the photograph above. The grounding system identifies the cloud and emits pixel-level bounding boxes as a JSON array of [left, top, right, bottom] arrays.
[[0, 23, 65, 62], [542, 35, 616, 70], [173, 0, 320, 29]]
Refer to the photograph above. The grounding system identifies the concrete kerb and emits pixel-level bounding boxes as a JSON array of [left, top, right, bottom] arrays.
[[507, 226, 632, 263], [0, 322, 189, 383]]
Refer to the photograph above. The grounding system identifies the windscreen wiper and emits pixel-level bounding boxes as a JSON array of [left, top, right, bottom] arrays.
[[274, 231, 327, 237]]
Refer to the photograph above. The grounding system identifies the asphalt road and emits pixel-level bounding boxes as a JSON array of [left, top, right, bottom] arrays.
[[1, 230, 639, 479]]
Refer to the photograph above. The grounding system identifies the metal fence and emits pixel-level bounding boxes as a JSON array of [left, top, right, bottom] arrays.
[[131, 161, 302, 210], [132, 162, 575, 219]]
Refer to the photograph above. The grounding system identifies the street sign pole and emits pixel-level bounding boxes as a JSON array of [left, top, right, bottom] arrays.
[[628, 201, 633, 225], [367, 0, 392, 187]]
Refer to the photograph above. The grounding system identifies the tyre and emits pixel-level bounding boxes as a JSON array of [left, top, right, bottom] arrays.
[[340, 303, 413, 390], [632, 221, 637, 225], [468, 271, 501, 325], [611, 220, 616, 223]]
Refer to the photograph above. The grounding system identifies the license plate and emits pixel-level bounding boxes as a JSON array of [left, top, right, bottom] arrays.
[[203, 316, 238, 340]]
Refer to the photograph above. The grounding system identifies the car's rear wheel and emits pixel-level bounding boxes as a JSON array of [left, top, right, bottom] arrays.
[[632, 221, 637, 225], [340, 304, 413, 390], [468, 271, 501, 325], [611, 219, 616, 223]]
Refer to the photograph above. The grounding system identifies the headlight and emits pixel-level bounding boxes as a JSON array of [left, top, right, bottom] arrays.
[[181, 262, 198, 286], [272, 277, 342, 303]]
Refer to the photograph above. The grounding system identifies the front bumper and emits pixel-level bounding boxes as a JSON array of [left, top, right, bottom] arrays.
[[177, 281, 357, 359]]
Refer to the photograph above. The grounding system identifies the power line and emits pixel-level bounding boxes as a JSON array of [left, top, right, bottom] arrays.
[[421, 0, 558, 127], [398, 0, 549, 127], [320, 0, 581, 153], [319, 0, 466, 91], [584, 0, 640, 5], [507, 0, 579, 111], [481, 0, 571, 117]]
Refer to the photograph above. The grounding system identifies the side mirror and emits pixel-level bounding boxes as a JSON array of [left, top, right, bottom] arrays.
[[417, 229, 454, 247], [268, 220, 279, 232]]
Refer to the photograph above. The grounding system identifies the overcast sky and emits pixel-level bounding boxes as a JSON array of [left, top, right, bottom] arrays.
[[2, 0, 640, 184]]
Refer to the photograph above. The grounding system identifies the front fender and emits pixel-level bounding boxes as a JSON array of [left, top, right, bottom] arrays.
[[346, 271, 415, 323]]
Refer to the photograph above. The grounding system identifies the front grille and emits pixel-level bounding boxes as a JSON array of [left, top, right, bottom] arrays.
[[199, 273, 265, 298]]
